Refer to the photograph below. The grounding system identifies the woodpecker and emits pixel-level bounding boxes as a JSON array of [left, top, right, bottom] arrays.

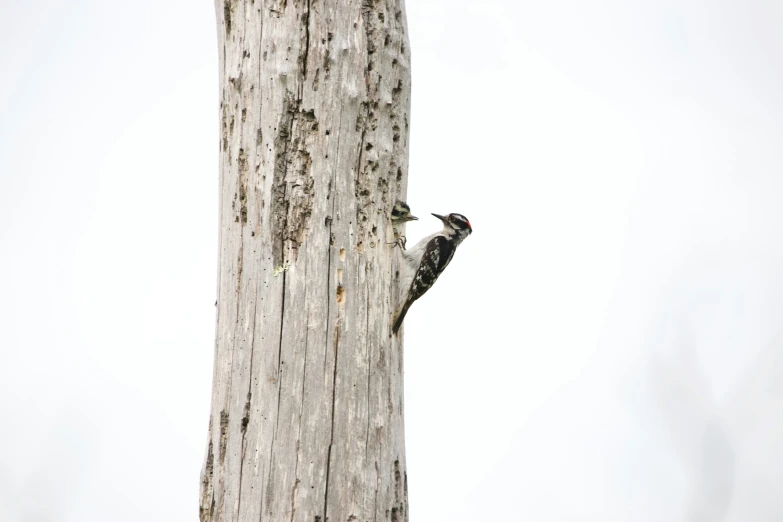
[[392, 212, 472, 333], [389, 200, 418, 250]]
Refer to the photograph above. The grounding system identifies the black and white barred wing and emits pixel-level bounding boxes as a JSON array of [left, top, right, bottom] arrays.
[[407, 235, 455, 302]]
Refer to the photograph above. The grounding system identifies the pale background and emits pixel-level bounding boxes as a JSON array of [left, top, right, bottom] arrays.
[[2, 1, 783, 521]]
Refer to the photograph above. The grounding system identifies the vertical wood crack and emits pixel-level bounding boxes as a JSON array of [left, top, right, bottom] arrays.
[[323, 323, 340, 522], [275, 269, 287, 433], [321, 98, 343, 522], [237, 282, 259, 517], [290, 262, 309, 522]]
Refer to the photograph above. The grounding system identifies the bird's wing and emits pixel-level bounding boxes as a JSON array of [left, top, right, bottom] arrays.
[[405, 235, 455, 304]]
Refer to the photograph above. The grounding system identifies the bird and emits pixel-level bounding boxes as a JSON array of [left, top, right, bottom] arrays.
[[389, 200, 418, 250], [392, 212, 472, 334]]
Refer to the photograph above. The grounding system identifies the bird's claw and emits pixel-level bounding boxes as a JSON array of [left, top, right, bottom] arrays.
[[387, 236, 407, 250]]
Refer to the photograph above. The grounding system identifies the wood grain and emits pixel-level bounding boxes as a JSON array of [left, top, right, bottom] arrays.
[[201, 1, 412, 520]]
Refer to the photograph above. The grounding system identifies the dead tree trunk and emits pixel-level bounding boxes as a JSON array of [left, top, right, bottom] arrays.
[[200, 1, 412, 521]]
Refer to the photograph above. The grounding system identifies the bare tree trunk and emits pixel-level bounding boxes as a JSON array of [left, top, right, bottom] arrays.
[[200, 1, 411, 521]]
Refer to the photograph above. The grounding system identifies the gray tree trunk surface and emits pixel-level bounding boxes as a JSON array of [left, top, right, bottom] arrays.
[[200, 1, 412, 521]]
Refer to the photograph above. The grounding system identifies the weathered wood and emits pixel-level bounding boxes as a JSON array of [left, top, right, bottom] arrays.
[[201, 1, 411, 521]]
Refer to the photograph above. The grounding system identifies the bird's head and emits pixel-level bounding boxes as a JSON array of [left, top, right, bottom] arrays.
[[391, 201, 418, 222], [432, 213, 472, 239]]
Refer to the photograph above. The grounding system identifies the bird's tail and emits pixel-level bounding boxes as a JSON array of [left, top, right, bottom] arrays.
[[392, 301, 412, 334]]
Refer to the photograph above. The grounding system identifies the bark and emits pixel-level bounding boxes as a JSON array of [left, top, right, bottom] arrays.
[[200, 1, 412, 521]]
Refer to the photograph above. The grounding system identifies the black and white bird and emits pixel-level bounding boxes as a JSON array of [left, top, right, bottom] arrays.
[[390, 200, 418, 250], [392, 212, 472, 333]]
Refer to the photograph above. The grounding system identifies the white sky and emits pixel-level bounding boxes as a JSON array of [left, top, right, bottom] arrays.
[[2, 1, 783, 521]]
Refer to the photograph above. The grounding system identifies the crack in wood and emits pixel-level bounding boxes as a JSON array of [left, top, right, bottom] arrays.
[[290, 262, 310, 522], [323, 323, 341, 522]]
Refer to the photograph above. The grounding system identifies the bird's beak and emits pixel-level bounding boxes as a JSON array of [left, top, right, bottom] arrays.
[[431, 213, 447, 223], [407, 214, 418, 221]]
